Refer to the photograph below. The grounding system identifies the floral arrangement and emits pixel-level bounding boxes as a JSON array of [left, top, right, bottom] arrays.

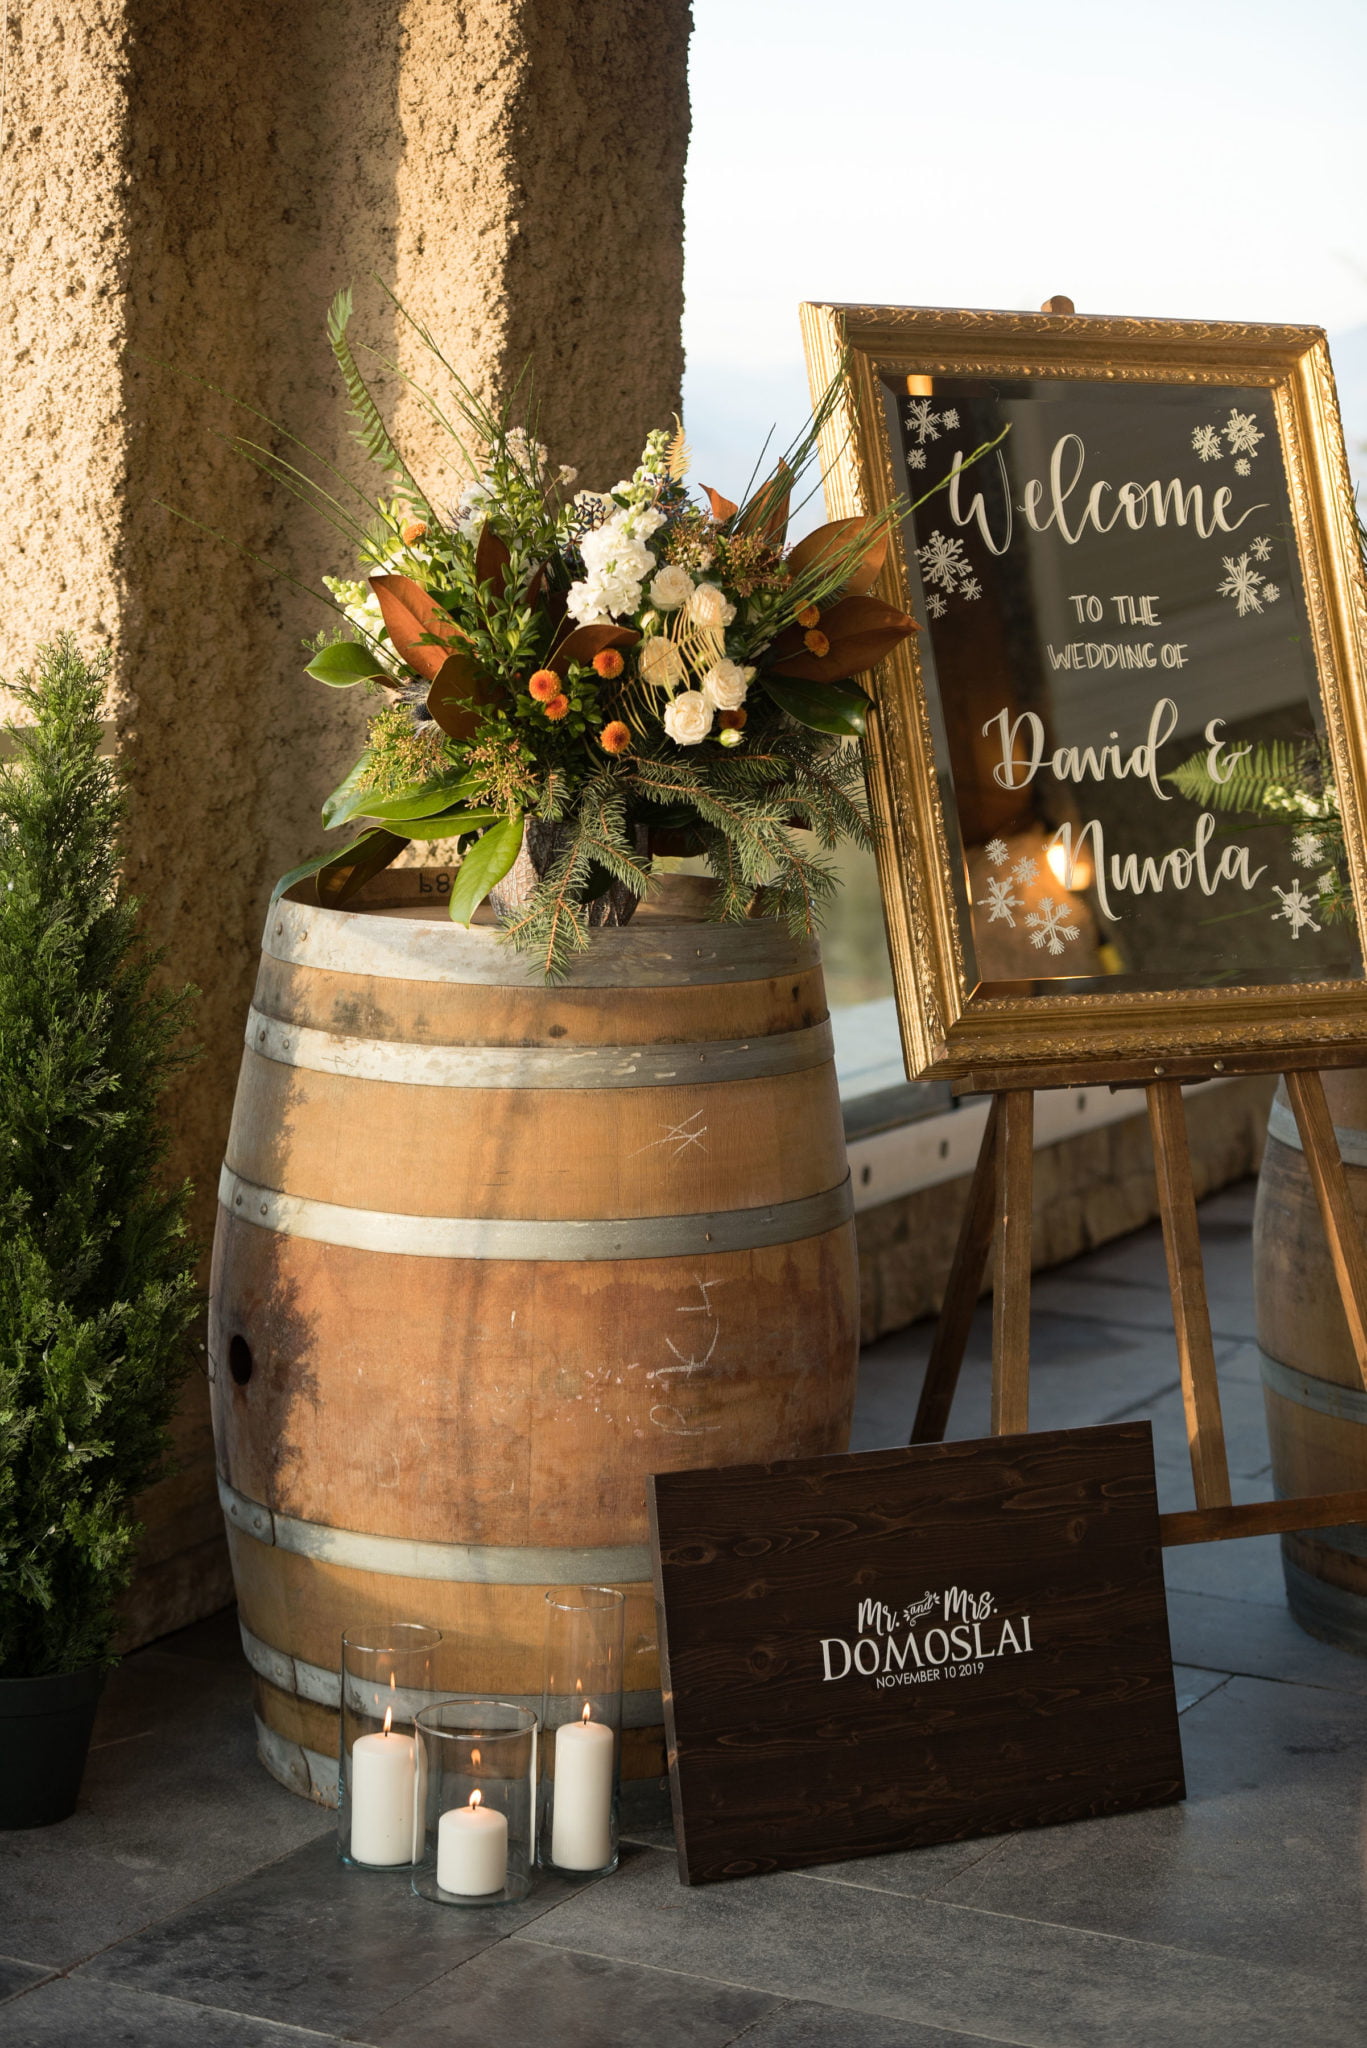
[[262, 293, 942, 977]]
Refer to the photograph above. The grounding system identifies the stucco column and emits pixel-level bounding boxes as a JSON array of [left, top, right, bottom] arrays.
[[1, 0, 691, 1640]]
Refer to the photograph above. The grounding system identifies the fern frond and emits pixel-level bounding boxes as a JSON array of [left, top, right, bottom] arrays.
[[1165, 740, 1318, 817], [665, 415, 692, 482], [327, 288, 423, 494]]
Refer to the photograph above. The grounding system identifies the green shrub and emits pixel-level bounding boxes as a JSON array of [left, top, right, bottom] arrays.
[[0, 637, 200, 1677]]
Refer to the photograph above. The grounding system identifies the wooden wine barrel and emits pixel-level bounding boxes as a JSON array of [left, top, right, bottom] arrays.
[[209, 870, 859, 1805], [1254, 1071, 1367, 1651]]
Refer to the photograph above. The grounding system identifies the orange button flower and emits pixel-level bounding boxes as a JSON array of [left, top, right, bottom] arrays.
[[543, 694, 571, 721], [796, 604, 820, 628], [803, 628, 830, 657], [400, 518, 428, 545], [592, 648, 625, 679], [599, 720, 632, 753], [529, 670, 561, 702], [718, 708, 747, 730]]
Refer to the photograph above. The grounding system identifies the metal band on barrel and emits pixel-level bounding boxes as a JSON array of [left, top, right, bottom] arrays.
[[1257, 1347, 1367, 1427], [265, 892, 819, 989], [218, 1473, 653, 1585], [1265, 1096, 1367, 1168], [243, 1006, 834, 1090], [216, 1165, 854, 1261], [237, 1621, 662, 1729]]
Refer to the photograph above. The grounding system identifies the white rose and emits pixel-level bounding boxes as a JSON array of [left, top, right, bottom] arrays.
[[662, 690, 714, 746], [638, 636, 685, 689], [701, 660, 753, 711], [686, 581, 736, 629], [649, 564, 694, 610]]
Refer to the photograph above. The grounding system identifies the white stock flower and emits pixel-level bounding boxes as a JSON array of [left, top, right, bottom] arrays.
[[662, 691, 714, 746], [638, 636, 685, 690], [686, 582, 736, 629], [571, 513, 656, 621], [649, 564, 694, 610], [701, 660, 753, 711]]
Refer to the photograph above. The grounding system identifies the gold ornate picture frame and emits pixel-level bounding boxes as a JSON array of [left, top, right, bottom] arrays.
[[801, 302, 1367, 1085]]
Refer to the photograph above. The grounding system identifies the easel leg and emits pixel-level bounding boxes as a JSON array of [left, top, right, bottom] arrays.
[[1148, 1079, 1231, 1510], [1284, 1070, 1367, 1394], [991, 1090, 1034, 1435], [910, 1097, 1001, 1444]]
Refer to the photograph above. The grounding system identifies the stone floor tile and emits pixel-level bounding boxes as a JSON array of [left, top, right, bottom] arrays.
[[527, 1842, 1360, 2047], [1165, 1586, 1367, 1691], [153, 1606, 249, 1668], [726, 2001, 1012, 2047], [1163, 1533, 1285, 1609], [0, 1647, 330, 1971], [355, 1938, 778, 2048], [793, 1829, 1017, 1903], [926, 1674, 1367, 1984], [1171, 1665, 1230, 1713], [0, 1976, 343, 2045], [80, 1833, 585, 2038], [0, 1963, 51, 2008]]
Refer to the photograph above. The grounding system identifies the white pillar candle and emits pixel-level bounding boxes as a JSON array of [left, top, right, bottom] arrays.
[[350, 1716, 417, 1866], [551, 1708, 614, 1871], [437, 1791, 508, 1896]]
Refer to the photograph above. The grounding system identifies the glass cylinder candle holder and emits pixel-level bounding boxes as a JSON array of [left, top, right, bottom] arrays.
[[338, 1623, 442, 1870], [412, 1699, 537, 1906], [539, 1585, 625, 1878]]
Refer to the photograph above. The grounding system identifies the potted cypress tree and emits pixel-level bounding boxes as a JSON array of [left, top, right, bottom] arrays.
[[0, 637, 200, 1828]]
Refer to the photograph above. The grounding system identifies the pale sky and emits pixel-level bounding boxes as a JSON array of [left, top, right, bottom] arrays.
[[681, 0, 1367, 505]]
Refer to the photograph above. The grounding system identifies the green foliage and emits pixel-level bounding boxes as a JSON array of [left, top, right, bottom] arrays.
[[0, 639, 201, 1678], [1164, 739, 1323, 818]]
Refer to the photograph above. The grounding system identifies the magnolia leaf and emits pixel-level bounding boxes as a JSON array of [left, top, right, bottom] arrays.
[[305, 639, 389, 687], [786, 520, 889, 596], [399, 805, 501, 841], [448, 813, 525, 926], [474, 521, 512, 594], [759, 674, 870, 738], [370, 573, 463, 682], [702, 485, 739, 525], [737, 459, 793, 545], [332, 774, 483, 830], [426, 651, 495, 741], [769, 592, 916, 681], [547, 621, 640, 680], [321, 753, 375, 828], [526, 561, 550, 610], [271, 828, 410, 909]]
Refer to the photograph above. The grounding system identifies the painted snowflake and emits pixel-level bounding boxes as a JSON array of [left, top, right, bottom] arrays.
[[1224, 408, 1263, 458], [985, 837, 1009, 867], [978, 877, 1020, 927], [1217, 553, 1265, 617], [1026, 897, 1081, 956], [960, 577, 982, 601], [925, 591, 947, 618], [941, 407, 960, 429], [917, 529, 970, 592], [1235, 458, 1252, 476], [1251, 536, 1273, 562], [1271, 880, 1321, 939], [1292, 830, 1324, 868], [905, 399, 943, 445], [1192, 424, 1223, 462], [1319, 869, 1338, 896], [1262, 583, 1281, 603], [908, 447, 927, 470], [1011, 856, 1039, 883]]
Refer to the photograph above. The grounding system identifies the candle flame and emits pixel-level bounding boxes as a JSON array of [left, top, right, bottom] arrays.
[[469, 1788, 483, 1810], [382, 1705, 393, 1737], [581, 1703, 592, 1725]]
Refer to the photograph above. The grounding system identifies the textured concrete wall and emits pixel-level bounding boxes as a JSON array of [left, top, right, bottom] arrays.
[[2, 0, 692, 1646]]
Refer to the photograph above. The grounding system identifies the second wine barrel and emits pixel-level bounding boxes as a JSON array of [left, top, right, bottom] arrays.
[[209, 871, 860, 1803], [1254, 1071, 1367, 1652]]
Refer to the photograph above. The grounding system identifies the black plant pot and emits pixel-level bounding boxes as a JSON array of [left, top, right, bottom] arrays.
[[0, 1666, 107, 1828]]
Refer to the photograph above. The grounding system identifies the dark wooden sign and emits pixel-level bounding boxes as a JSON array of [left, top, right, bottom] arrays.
[[649, 1422, 1184, 1885]]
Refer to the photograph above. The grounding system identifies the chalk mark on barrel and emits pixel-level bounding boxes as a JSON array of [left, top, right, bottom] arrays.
[[648, 1277, 723, 1432], [630, 1109, 708, 1160]]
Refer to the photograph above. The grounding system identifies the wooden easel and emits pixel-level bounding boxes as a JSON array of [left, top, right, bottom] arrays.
[[911, 1061, 1367, 1547]]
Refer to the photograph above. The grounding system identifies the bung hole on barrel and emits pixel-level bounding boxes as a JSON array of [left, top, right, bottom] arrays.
[[228, 1335, 254, 1387]]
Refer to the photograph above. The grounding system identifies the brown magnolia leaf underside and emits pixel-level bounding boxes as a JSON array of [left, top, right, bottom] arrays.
[[371, 573, 464, 683], [736, 460, 793, 545], [786, 520, 889, 597], [546, 621, 641, 679], [426, 652, 499, 742]]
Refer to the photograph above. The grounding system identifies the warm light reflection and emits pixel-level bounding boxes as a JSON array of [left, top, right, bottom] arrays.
[[1047, 838, 1094, 891]]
